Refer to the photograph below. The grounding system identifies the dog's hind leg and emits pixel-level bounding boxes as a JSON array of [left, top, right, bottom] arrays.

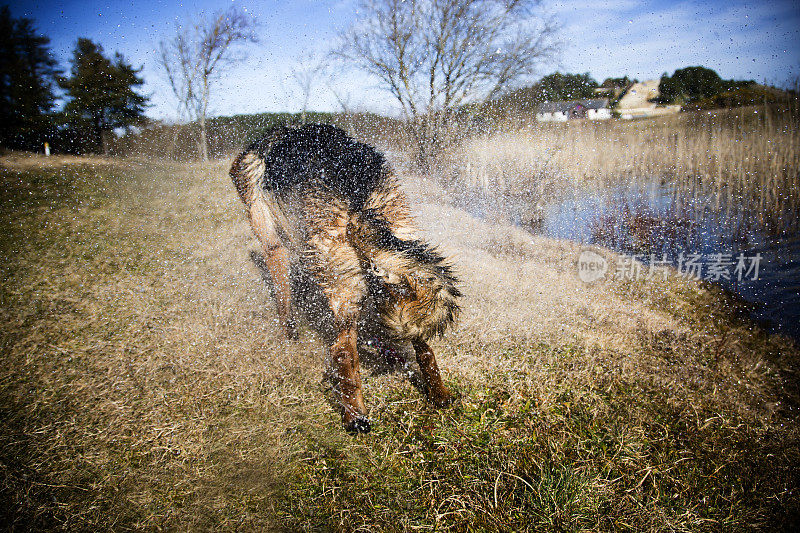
[[262, 244, 297, 339], [412, 340, 454, 408], [249, 198, 297, 339]]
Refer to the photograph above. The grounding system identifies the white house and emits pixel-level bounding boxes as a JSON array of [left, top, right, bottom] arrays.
[[535, 98, 611, 122]]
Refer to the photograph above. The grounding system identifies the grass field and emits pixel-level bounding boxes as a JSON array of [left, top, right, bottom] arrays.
[[1, 152, 798, 531]]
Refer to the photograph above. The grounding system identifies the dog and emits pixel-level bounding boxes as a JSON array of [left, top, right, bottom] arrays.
[[230, 124, 460, 433]]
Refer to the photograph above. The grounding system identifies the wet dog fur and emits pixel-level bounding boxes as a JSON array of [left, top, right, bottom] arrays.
[[230, 124, 460, 433]]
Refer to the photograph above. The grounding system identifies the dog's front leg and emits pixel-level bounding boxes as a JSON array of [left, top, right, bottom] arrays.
[[330, 326, 370, 433], [412, 340, 454, 407]]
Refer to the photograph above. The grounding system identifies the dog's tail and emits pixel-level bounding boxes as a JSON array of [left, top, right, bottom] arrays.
[[229, 127, 289, 208], [230, 148, 266, 208], [347, 210, 461, 340], [230, 127, 298, 247]]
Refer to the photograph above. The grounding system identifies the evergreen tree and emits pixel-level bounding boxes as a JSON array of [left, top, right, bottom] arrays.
[[0, 6, 60, 151], [59, 38, 148, 154], [497, 72, 599, 111], [536, 72, 599, 102], [658, 66, 723, 104], [600, 76, 635, 89]]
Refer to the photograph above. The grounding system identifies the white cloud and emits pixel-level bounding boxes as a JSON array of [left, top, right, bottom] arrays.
[[555, 0, 800, 83]]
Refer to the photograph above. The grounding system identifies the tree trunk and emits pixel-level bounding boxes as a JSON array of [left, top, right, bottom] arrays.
[[101, 130, 111, 156], [93, 117, 104, 155], [169, 124, 180, 160], [198, 115, 209, 162], [198, 78, 211, 162]]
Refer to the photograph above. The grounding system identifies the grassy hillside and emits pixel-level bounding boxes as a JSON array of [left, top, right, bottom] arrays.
[[1, 153, 798, 530]]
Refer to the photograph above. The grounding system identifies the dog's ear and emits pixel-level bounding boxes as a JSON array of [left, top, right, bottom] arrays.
[[367, 261, 385, 278]]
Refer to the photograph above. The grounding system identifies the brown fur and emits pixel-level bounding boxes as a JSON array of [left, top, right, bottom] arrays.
[[230, 124, 460, 433]]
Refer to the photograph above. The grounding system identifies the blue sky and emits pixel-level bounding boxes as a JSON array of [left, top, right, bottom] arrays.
[[8, 0, 800, 120]]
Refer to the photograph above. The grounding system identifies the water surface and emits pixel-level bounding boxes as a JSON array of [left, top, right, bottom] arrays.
[[461, 185, 800, 341]]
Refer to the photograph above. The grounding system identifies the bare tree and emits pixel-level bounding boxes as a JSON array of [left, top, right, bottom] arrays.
[[328, 81, 358, 133], [291, 54, 327, 124], [159, 7, 257, 161], [336, 0, 559, 169]]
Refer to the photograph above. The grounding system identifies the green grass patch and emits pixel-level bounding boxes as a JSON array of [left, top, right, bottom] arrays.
[[281, 343, 799, 531]]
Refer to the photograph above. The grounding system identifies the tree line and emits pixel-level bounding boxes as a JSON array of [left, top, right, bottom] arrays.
[[1, 5, 259, 160], [654, 66, 787, 110], [1, 1, 789, 163], [494, 68, 778, 112], [0, 6, 147, 154]]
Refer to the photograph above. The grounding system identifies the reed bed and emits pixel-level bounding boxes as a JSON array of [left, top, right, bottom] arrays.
[[454, 105, 800, 231]]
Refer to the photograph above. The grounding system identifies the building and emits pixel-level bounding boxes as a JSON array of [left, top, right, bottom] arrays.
[[535, 98, 611, 122], [616, 80, 680, 119]]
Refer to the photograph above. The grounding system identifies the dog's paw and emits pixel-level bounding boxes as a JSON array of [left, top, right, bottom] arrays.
[[344, 415, 372, 435], [429, 389, 456, 409], [284, 319, 299, 340]]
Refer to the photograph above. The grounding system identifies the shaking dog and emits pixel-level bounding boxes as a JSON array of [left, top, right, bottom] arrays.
[[230, 124, 460, 433]]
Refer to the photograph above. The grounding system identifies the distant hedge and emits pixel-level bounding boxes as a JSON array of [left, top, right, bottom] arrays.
[[112, 111, 405, 160], [688, 85, 788, 111]]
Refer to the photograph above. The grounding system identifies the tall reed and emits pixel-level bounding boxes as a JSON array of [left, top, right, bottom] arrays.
[[453, 105, 800, 232]]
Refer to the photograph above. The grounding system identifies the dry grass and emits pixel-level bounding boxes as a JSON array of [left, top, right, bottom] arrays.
[[454, 106, 800, 230], [1, 154, 798, 531], [0, 156, 320, 529]]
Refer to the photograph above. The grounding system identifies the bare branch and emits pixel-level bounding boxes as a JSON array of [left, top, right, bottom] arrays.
[[157, 6, 257, 161], [291, 54, 328, 123], [335, 0, 560, 169]]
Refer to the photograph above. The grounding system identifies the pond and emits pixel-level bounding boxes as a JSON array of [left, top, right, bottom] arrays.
[[459, 184, 800, 342]]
